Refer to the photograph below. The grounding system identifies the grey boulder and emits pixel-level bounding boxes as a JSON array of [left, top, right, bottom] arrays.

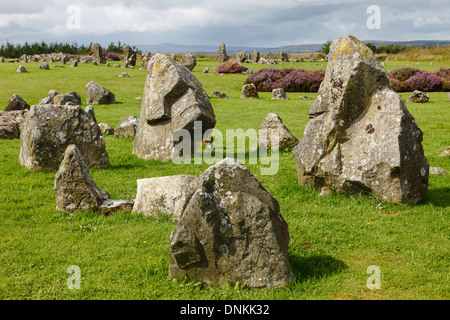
[[18, 104, 109, 171], [133, 53, 216, 161], [114, 115, 139, 139], [86, 81, 115, 104], [168, 158, 293, 288], [292, 35, 429, 204], [5, 94, 30, 111], [55, 144, 110, 213], [252, 113, 299, 151]]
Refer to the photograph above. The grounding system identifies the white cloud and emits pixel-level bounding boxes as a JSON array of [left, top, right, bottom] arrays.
[[0, 0, 448, 46]]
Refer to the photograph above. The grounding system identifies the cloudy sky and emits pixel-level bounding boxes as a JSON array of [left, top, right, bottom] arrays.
[[1, 0, 449, 48]]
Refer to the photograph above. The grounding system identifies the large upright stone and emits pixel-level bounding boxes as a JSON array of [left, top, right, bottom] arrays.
[[122, 45, 136, 68], [91, 43, 106, 64], [169, 158, 293, 288], [292, 35, 429, 204], [54, 144, 110, 213], [86, 81, 115, 104], [280, 51, 289, 62], [251, 50, 260, 63], [19, 104, 109, 171], [216, 43, 228, 62], [181, 52, 197, 71], [141, 51, 152, 69], [133, 53, 216, 161]]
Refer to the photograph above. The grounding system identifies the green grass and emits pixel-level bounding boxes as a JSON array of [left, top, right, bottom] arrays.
[[0, 58, 449, 300]]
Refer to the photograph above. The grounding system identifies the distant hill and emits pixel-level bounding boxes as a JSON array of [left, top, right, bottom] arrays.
[[137, 40, 450, 55]]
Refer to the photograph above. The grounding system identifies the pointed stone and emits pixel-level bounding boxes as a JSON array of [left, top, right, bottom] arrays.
[[169, 158, 293, 288], [54, 144, 110, 213], [252, 113, 299, 151], [133, 53, 216, 161], [5, 94, 30, 111], [216, 43, 228, 62]]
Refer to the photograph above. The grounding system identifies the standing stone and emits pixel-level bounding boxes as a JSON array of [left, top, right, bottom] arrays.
[[71, 60, 78, 67], [252, 113, 299, 151], [133, 175, 200, 219], [0, 57, 4, 62], [114, 115, 139, 139], [141, 51, 152, 69], [54, 144, 110, 213], [91, 43, 106, 64], [169, 158, 293, 288], [272, 88, 289, 100], [241, 83, 259, 99], [251, 50, 260, 63], [280, 51, 289, 62], [216, 43, 229, 62], [85, 81, 115, 104], [16, 65, 27, 73], [122, 45, 136, 68], [18, 104, 109, 171], [5, 94, 30, 111], [292, 35, 429, 204], [133, 53, 216, 161], [407, 90, 429, 103], [181, 52, 197, 71]]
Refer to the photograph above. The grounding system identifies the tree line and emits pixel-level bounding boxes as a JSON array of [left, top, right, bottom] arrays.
[[321, 40, 409, 55], [0, 41, 141, 58]]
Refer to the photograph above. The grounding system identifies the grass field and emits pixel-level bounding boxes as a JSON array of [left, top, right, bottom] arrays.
[[0, 57, 449, 300]]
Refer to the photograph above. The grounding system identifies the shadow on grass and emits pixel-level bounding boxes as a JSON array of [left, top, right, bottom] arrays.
[[289, 253, 348, 283], [423, 187, 450, 208]]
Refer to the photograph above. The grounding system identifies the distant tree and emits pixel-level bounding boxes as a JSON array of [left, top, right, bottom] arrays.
[[365, 42, 377, 53], [321, 40, 332, 55]]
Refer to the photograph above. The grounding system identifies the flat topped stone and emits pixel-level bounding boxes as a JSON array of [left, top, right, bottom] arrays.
[[133, 175, 200, 219]]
